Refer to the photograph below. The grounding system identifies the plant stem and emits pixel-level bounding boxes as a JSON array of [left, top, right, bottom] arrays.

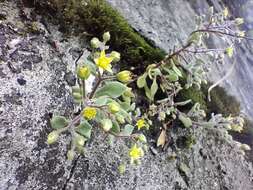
[[89, 78, 102, 99], [68, 114, 82, 129], [82, 79, 86, 108], [155, 42, 192, 68], [191, 29, 253, 40]]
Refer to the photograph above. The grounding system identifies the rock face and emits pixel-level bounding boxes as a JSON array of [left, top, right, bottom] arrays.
[[107, 0, 253, 120], [0, 1, 253, 190]]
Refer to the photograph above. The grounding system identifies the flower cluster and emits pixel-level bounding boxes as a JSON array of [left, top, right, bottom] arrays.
[[47, 32, 146, 173]]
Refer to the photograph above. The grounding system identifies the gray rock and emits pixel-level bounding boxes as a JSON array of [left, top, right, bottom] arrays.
[[0, 1, 89, 189]]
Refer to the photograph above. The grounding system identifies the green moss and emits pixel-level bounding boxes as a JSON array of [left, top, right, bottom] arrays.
[[176, 87, 207, 111], [34, 0, 165, 68]]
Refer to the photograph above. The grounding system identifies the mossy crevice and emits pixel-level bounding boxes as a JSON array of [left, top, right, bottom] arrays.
[[32, 0, 165, 69], [177, 82, 241, 117]]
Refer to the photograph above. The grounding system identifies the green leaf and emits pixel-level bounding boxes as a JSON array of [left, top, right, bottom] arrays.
[[111, 121, 120, 134], [76, 120, 92, 138], [178, 114, 192, 128], [73, 92, 82, 102], [72, 86, 82, 94], [118, 101, 131, 111], [150, 77, 158, 100], [167, 72, 179, 82], [144, 84, 152, 101], [118, 109, 132, 123], [121, 124, 134, 136], [50, 116, 69, 129], [107, 134, 115, 146], [94, 81, 127, 98], [94, 96, 109, 106], [137, 73, 147, 88], [94, 110, 105, 123], [172, 63, 182, 77], [84, 59, 97, 75]]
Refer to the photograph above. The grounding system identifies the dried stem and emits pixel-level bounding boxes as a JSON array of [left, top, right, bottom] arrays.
[[207, 59, 236, 101]]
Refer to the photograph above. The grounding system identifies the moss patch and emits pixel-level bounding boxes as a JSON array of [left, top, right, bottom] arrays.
[[33, 0, 165, 69], [176, 87, 208, 111]]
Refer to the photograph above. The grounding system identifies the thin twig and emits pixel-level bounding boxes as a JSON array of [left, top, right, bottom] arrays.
[[191, 29, 253, 41], [208, 59, 236, 101]]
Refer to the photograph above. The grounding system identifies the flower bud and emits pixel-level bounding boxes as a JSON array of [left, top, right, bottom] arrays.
[[225, 46, 233, 58], [110, 51, 121, 62], [235, 18, 244, 25], [123, 87, 134, 98], [116, 115, 125, 124], [67, 150, 75, 161], [77, 66, 91, 80], [158, 112, 166, 121], [75, 135, 86, 147], [102, 119, 112, 132], [138, 134, 147, 143], [103, 32, 111, 42], [116, 70, 132, 83], [47, 131, 59, 144], [241, 144, 251, 151], [108, 102, 120, 114], [90, 37, 100, 48], [223, 7, 229, 18], [118, 164, 126, 174]]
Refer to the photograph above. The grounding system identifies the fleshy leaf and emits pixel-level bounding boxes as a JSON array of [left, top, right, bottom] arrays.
[[122, 124, 134, 136], [94, 96, 109, 106], [150, 77, 158, 101], [172, 63, 182, 77], [179, 114, 192, 128], [50, 116, 69, 129], [76, 120, 92, 138], [111, 121, 120, 134], [94, 81, 127, 98], [137, 73, 147, 88]]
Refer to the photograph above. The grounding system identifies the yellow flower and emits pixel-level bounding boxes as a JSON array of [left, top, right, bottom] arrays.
[[223, 7, 229, 18], [83, 107, 97, 120], [116, 70, 132, 83], [129, 144, 144, 164], [136, 119, 146, 130], [225, 46, 233, 58], [94, 50, 113, 72]]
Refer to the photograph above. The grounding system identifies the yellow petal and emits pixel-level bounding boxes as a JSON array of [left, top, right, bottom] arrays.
[[101, 50, 106, 58]]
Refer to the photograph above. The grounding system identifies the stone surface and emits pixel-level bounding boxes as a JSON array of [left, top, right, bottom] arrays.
[[0, 1, 92, 189], [107, 0, 253, 120], [1, 1, 253, 190]]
